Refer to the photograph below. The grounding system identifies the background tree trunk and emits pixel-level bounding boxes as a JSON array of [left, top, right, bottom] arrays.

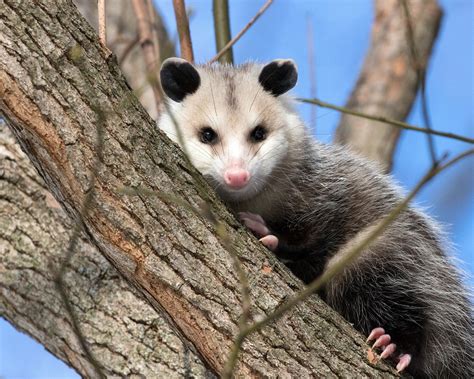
[[335, 0, 441, 171], [0, 0, 400, 377]]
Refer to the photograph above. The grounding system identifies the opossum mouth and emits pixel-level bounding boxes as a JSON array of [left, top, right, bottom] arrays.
[[217, 180, 261, 202]]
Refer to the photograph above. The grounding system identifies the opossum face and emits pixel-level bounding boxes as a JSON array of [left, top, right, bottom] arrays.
[[158, 58, 303, 202]]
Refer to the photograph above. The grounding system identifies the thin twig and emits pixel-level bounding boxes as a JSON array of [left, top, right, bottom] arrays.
[[298, 98, 474, 144], [401, 0, 438, 166], [98, 0, 107, 47], [209, 0, 274, 64], [173, 0, 194, 62], [222, 148, 474, 377], [212, 0, 234, 64], [132, 0, 163, 109]]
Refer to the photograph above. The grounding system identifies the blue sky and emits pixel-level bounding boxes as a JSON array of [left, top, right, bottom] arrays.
[[1, 1, 472, 378]]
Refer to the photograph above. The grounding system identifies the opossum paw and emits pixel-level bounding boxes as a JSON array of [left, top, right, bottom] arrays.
[[238, 212, 279, 251], [367, 327, 412, 372], [239, 212, 270, 237]]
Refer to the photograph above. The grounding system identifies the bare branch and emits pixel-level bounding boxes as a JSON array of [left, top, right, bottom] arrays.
[[209, 0, 274, 64], [97, 0, 106, 46], [299, 98, 474, 144], [212, 0, 234, 64], [173, 0, 195, 62]]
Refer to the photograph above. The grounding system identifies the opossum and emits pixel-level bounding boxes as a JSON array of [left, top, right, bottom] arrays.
[[157, 57, 473, 378]]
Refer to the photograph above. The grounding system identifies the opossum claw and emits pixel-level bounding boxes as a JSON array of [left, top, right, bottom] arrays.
[[396, 354, 412, 372], [367, 327, 385, 342], [380, 343, 397, 359], [368, 327, 412, 371], [373, 334, 391, 349]]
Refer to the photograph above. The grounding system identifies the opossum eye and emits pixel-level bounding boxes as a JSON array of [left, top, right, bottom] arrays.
[[199, 127, 218, 144], [250, 125, 267, 142]]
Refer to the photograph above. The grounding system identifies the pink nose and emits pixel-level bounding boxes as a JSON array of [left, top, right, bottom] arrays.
[[224, 168, 250, 189]]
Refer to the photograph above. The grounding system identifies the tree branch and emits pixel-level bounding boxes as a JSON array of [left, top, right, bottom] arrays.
[[212, 0, 233, 64], [97, 0, 106, 47], [0, 125, 211, 378], [173, 0, 194, 62], [0, 1, 398, 376]]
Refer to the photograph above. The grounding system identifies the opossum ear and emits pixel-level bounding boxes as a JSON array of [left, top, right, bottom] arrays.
[[160, 58, 201, 102], [259, 59, 298, 96]]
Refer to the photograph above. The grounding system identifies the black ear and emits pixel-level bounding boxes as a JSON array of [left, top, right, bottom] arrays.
[[160, 58, 201, 102], [258, 59, 298, 96]]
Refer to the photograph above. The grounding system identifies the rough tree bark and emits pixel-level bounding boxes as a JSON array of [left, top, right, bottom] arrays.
[[335, 0, 442, 171], [1, 2, 206, 377], [0, 0, 400, 377], [0, 125, 211, 378]]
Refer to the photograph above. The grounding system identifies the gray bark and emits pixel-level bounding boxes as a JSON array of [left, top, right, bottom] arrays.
[[0, 125, 211, 378], [0, 0, 399, 377], [334, 0, 442, 171]]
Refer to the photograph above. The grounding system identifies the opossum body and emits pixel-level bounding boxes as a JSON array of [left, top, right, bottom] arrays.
[[158, 58, 473, 378]]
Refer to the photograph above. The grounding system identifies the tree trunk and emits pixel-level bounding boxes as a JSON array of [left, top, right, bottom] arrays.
[[0, 0, 399, 377], [334, 0, 442, 171], [0, 125, 211, 378]]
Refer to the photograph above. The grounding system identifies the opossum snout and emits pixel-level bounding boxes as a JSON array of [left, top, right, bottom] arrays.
[[224, 167, 250, 189]]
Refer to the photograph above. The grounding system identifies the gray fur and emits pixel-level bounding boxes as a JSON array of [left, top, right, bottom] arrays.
[[158, 60, 474, 378]]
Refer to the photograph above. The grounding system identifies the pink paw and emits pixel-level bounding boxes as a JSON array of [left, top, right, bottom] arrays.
[[239, 212, 279, 251], [367, 327, 412, 372]]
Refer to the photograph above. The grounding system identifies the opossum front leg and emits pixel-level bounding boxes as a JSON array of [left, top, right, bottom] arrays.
[[238, 212, 279, 251], [367, 327, 412, 372]]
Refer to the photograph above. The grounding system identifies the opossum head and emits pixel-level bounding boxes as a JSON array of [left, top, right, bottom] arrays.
[[158, 58, 304, 202]]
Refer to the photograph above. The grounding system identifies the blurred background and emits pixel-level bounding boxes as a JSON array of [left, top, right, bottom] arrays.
[[1, 0, 472, 378]]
